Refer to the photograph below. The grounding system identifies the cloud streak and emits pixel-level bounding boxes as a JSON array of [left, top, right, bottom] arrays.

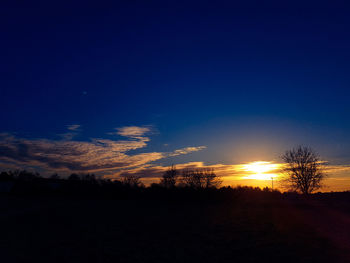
[[58, 124, 82, 140], [67, 124, 81, 131], [168, 146, 207, 157], [0, 126, 206, 175], [116, 126, 151, 138]]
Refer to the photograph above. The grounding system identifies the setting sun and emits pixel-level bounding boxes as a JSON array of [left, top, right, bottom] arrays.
[[242, 161, 280, 180]]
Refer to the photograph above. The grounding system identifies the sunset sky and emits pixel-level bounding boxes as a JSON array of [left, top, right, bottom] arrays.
[[1, 1, 350, 191]]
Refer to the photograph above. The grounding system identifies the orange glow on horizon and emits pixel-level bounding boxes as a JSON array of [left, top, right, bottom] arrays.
[[241, 161, 281, 180]]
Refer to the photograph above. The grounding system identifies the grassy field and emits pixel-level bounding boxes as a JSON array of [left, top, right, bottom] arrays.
[[1, 193, 350, 263]]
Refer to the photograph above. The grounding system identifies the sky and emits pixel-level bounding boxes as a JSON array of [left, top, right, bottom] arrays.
[[1, 1, 350, 191]]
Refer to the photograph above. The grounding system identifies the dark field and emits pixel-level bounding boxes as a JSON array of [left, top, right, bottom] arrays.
[[1, 192, 350, 263]]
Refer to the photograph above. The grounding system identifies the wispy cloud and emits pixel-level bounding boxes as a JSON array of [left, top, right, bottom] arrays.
[[168, 146, 207, 157], [67, 124, 81, 131], [58, 124, 82, 141], [107, 126, 153, 142], [0, 126, 206, 176], [116, 126, 151, 138]]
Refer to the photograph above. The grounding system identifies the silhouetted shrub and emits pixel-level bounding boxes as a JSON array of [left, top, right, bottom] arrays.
[[68, 173, 80, 181], [180, 168, 222, 189], [160, 165, 178, 188], [0, 171, 13, 181]]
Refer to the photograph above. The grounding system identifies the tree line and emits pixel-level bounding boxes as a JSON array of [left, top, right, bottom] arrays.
[[0, 146, 327, 195], [0, 166, 222, 189]]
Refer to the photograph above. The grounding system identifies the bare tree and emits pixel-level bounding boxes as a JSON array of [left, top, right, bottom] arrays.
[[68, 173, 80, 181], [202, 168, 222, 188], [11, 170, 40, 181], [160, 165, 178, 188], [181, 169, 202, 188], [50, 173, 60, 180], [81, 173, 96, 182], [121, 174, 143, 187], [281, 146, 325, 194], [0, 171, 13, 181], [181, 168, 222, 189]]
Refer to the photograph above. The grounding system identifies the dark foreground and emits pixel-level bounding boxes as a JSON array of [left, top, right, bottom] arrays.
[[0, 193, 350, 263]]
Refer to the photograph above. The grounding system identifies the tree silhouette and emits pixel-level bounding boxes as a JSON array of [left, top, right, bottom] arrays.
[[68, 173, 80, 181], [181, 168, 221, 189], [81, 173, 96, 183], [281, 146, 325, 194], [202, 168, 222, 188], [50, 173, 60, 179], [160, 165, 178, 188], [13, 170, 40, 181], [121, 174, 142, 187], [0, 171, 13, 181]]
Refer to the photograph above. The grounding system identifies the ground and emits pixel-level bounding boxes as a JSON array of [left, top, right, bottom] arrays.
[[0, 194, 349, 263]]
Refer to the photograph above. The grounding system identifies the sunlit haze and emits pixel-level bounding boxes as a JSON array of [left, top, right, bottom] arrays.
[[241, 161, 281, 180]]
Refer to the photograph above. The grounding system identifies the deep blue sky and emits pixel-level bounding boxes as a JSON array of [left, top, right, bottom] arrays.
[[1, 1, 350, 171]]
